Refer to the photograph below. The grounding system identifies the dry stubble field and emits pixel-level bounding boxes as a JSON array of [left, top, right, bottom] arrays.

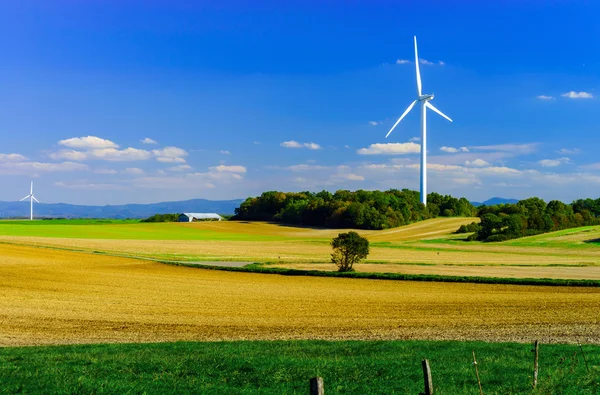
[[1, 243, 600, 346], [2, 218, 600, 279]]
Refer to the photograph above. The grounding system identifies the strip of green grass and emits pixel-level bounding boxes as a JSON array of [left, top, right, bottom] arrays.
[[0, 219, 140, 225], [0, 222, 284, 241], [1, 340, 597, 394], [168, 262, 600, 287]]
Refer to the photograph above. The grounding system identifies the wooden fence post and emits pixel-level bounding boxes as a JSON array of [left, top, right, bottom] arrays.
[[310, 377, 324, 395], [472, 350, 483, 395], [421, 359, 434, 395], [532, 340, 539, 388]]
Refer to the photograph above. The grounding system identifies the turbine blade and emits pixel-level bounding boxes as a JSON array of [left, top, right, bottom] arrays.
[[20, 195, 31, 201], [414, 36, 422, 96], [425, 102, 453, 122], [32, 196, 40, 203], [30, 181, 33, 194], [385, 100, 417, 138]]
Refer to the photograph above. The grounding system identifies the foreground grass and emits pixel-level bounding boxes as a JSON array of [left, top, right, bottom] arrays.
[[1, 340, 598, 394]]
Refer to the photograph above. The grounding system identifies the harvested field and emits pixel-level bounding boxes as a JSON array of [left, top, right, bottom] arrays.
[[1, 235, 598, 266], [1, 244, 599, 346]]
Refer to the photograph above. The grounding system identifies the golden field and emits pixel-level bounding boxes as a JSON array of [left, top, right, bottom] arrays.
[[1, 244, 599, 346], [1, 218, 599, 281]]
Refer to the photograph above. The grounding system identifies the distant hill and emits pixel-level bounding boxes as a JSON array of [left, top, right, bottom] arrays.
[[0, 198, 244, 219], [470, 197, 520, 207]]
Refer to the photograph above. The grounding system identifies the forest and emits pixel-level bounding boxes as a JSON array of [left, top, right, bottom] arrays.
[[457, 197, 600, 242], [233, 189, 476, 230]]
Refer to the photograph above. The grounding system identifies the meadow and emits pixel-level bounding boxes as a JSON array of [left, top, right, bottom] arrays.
[[1, 218, 599, 392], [2, 340, 598, 393]]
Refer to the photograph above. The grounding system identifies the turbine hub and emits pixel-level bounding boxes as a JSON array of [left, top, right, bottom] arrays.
[[419, 94, 434, 102]]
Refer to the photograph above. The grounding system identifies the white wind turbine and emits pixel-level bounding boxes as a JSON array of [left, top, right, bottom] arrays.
[[385, 36, 453, 206], [20, 181, 40, 220]]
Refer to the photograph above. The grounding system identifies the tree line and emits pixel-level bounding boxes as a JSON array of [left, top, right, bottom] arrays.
[[456, 197, 600, 242], [233, 190, 476, 230]]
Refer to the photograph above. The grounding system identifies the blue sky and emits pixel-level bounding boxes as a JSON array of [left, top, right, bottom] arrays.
[[0, 0, 599, 205]]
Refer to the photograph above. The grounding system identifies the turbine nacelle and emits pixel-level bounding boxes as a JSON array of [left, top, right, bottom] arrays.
[[418, 94, 434, 102]]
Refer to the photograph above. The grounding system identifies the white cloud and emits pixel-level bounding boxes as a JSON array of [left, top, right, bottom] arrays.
[[538, 157, 571, 167], [465, 159, 491, 167], [123, 167, 145, 175], [156, 157, 186, 163], [219, 150, 231, 155], [341, 173, 364, 181], [210, 165, 247, 173], [580, 163, 600, 170], [418, 58, 445, 66], [368, 121, 382, 126], [132, 175, 217, 190], [49, 150, 88, 161], [59, 136, 118, 149], [561, 91, 594, 99], [55, 181, 124, 190], [89, 147, 152, 161], [0, 161, 89, 175], [0, 153, 27, 162], [287, 164, 327, 172], [409, 136, 421, 142], [557, 148, 581, 155], [357, 142, 420, 155], [470, 143, 538, 155], [168, 164, 192, 172], [440, 146, 469, 153], [151, 146, 188, 163], [281, 140, 303, 148], [94, 168, 118, 174], [140, 138, 158, 145], [152, 146, 188, 159], [396, 59, 410, 64], [537, 95, 555, 100], [280, 140, 321, 150], [253, 141, 261, 145]]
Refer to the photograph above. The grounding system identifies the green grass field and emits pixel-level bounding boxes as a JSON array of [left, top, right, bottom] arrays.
[[0, 220, 284, 241], [1, 340, 598, 394]]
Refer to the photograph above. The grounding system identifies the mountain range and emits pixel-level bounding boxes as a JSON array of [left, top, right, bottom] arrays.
[[0, 197, 519, 219], [470, 197, 519, 207], [0, 199, 244, 219]]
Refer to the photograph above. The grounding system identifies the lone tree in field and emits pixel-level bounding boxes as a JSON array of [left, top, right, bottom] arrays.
[[330, 231, 369, 272]]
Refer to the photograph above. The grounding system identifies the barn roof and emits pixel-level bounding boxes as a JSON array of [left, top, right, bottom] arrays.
[[181, 213, 222, 219]]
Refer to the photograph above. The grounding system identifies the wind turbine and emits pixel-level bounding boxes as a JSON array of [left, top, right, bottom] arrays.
[[385, 36, 453, 206], [20, 181, 40, 220]]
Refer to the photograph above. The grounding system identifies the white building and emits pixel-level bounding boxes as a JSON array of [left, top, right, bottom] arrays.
[[178, 213, 223, 222]]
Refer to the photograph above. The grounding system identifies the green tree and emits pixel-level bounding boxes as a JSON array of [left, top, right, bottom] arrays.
[[330, 231, 370, 272]]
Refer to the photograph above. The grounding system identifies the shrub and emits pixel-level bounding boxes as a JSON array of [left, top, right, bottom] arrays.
[[454, 222, 480, 234], [484, 234, 511, 242]]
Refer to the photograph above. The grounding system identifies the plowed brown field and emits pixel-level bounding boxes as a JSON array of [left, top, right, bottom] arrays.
[[1, 244, 599, 346]]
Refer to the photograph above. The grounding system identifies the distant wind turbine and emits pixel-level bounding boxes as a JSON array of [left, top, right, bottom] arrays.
[[385, 36, 453, 206], [20, 181, 40, 220]]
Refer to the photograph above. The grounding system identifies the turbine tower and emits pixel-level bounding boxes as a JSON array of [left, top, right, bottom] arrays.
[[385, 36, 453, 206], [20, 181, 40, 220]]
